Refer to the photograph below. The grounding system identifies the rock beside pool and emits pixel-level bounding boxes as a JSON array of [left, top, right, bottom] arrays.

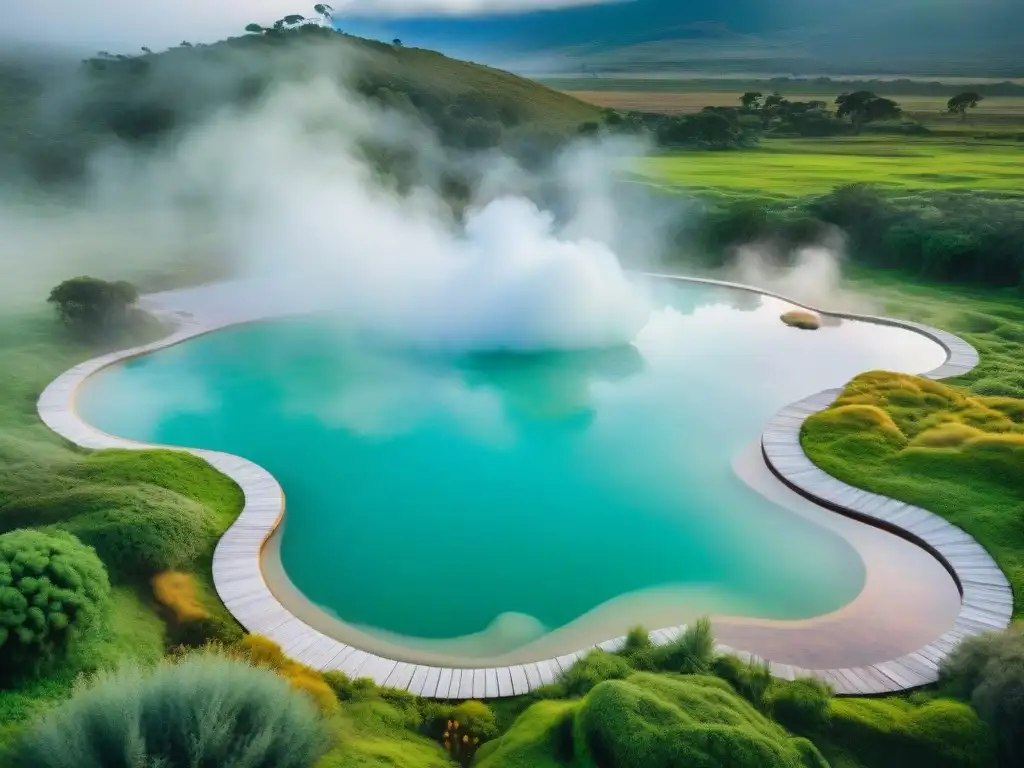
[[780, 310, 821, 330]]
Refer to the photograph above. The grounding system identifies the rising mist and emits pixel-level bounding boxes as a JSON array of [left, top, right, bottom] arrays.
[[1, 40, 658, 352]]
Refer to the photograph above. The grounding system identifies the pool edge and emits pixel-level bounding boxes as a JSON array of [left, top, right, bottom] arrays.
[[35, 275, 1012, 698]]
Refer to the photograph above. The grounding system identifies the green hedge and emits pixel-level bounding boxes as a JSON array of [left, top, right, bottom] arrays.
[[0, 529, 110, 678]]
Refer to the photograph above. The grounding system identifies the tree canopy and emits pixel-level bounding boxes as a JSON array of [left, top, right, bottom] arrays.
[[835, 91, 902, 133], [740, 91, 763, 111], [948, 91, 983, 120], [47, 276, 139, 336]]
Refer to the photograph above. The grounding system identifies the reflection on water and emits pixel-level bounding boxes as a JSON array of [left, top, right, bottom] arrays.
[[77, 280, 947, 655], [460, 345, 645, 428]]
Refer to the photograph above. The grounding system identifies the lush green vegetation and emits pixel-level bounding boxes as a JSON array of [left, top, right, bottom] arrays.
[[10, 654, 328, 768], [475, 642, 997, 768], [5, 619, 1004, 768], [803, 371, 1023, 616], [0, 529, 110, 678], [823, 697, 995, 768], [0, 306, 245, 749], [661, 185, 1024, 294], [637, 138, 1024, 197], [940, 625, 1024, 766]]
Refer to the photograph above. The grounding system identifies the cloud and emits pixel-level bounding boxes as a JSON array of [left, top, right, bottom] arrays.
[[330, 0, 618, 18], [3, 0, 613, 53]]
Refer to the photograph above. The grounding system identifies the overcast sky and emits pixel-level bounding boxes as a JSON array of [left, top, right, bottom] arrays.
[[4, 0, 611, 54]]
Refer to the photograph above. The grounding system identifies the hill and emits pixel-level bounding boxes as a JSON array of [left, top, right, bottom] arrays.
[[0, 28, 599, 183], [340, 0, 1024, 77]]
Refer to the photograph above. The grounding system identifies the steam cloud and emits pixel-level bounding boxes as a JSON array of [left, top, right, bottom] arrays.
[[1, 55, 652, 352], [1, 37, 867, 350], [725, 236, 876, 316]]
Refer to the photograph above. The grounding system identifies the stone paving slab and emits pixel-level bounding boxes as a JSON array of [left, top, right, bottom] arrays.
[[36, 275, 1012, 699]]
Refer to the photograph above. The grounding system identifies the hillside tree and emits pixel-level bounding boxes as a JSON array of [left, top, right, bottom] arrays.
[[48, 276, 139, 336], [947, 91, 983, 121], [759, 92, 788, 129], [739, 91, 763, 112], [314, 3, 333, 26], [835, 91, 901, 134]]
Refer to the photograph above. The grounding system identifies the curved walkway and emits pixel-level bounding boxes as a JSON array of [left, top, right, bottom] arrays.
[[36, 275, 1012, 698]]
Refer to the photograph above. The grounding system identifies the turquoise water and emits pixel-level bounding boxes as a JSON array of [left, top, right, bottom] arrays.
[[77, 281, 946, 656]]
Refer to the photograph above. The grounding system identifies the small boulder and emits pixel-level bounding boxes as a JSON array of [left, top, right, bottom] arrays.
[[781, 310, 821, 330]]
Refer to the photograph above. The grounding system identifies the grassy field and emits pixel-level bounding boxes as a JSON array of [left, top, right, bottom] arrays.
[[632, 136, 1024, 197]]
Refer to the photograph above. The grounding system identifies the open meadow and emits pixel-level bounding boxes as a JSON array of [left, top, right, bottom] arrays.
[[555, 74, 1024, 199], [633, 136, 1024, 198]]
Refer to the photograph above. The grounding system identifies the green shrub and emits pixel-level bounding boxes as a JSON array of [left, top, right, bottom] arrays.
[[712, 654, 773, 708], [0, 529, 110, 678], [651, 617, 716, 674], [475, 700, 577, 768], [451, 700, 498, 739], [940, 624, 1024, 765], [829, 697, 996, 768], [765, 678, 832, 733], [622, 625, 652, 654], [478, 674, 826, 768], [559, 649, 633, 697], [377, 688, 423, 729], [323, 670, 379, 701], [922, 230, 980, 280], [676, 185, 1024, 291], [574, 673, 827, 767], [47, 276, 139, 337], [10, 654, 328, 768], [170, 614, 244, 649], [316, 698, 451, 768], [435, 700, 499, 766]]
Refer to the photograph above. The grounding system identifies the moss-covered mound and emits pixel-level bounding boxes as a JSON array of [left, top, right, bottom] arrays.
[[781, 310, 822, 330], [478, 673, 827, 768], [827, 697, 995, 768], [802, 370, 1024, 617], [0, 448, 242, 581]]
